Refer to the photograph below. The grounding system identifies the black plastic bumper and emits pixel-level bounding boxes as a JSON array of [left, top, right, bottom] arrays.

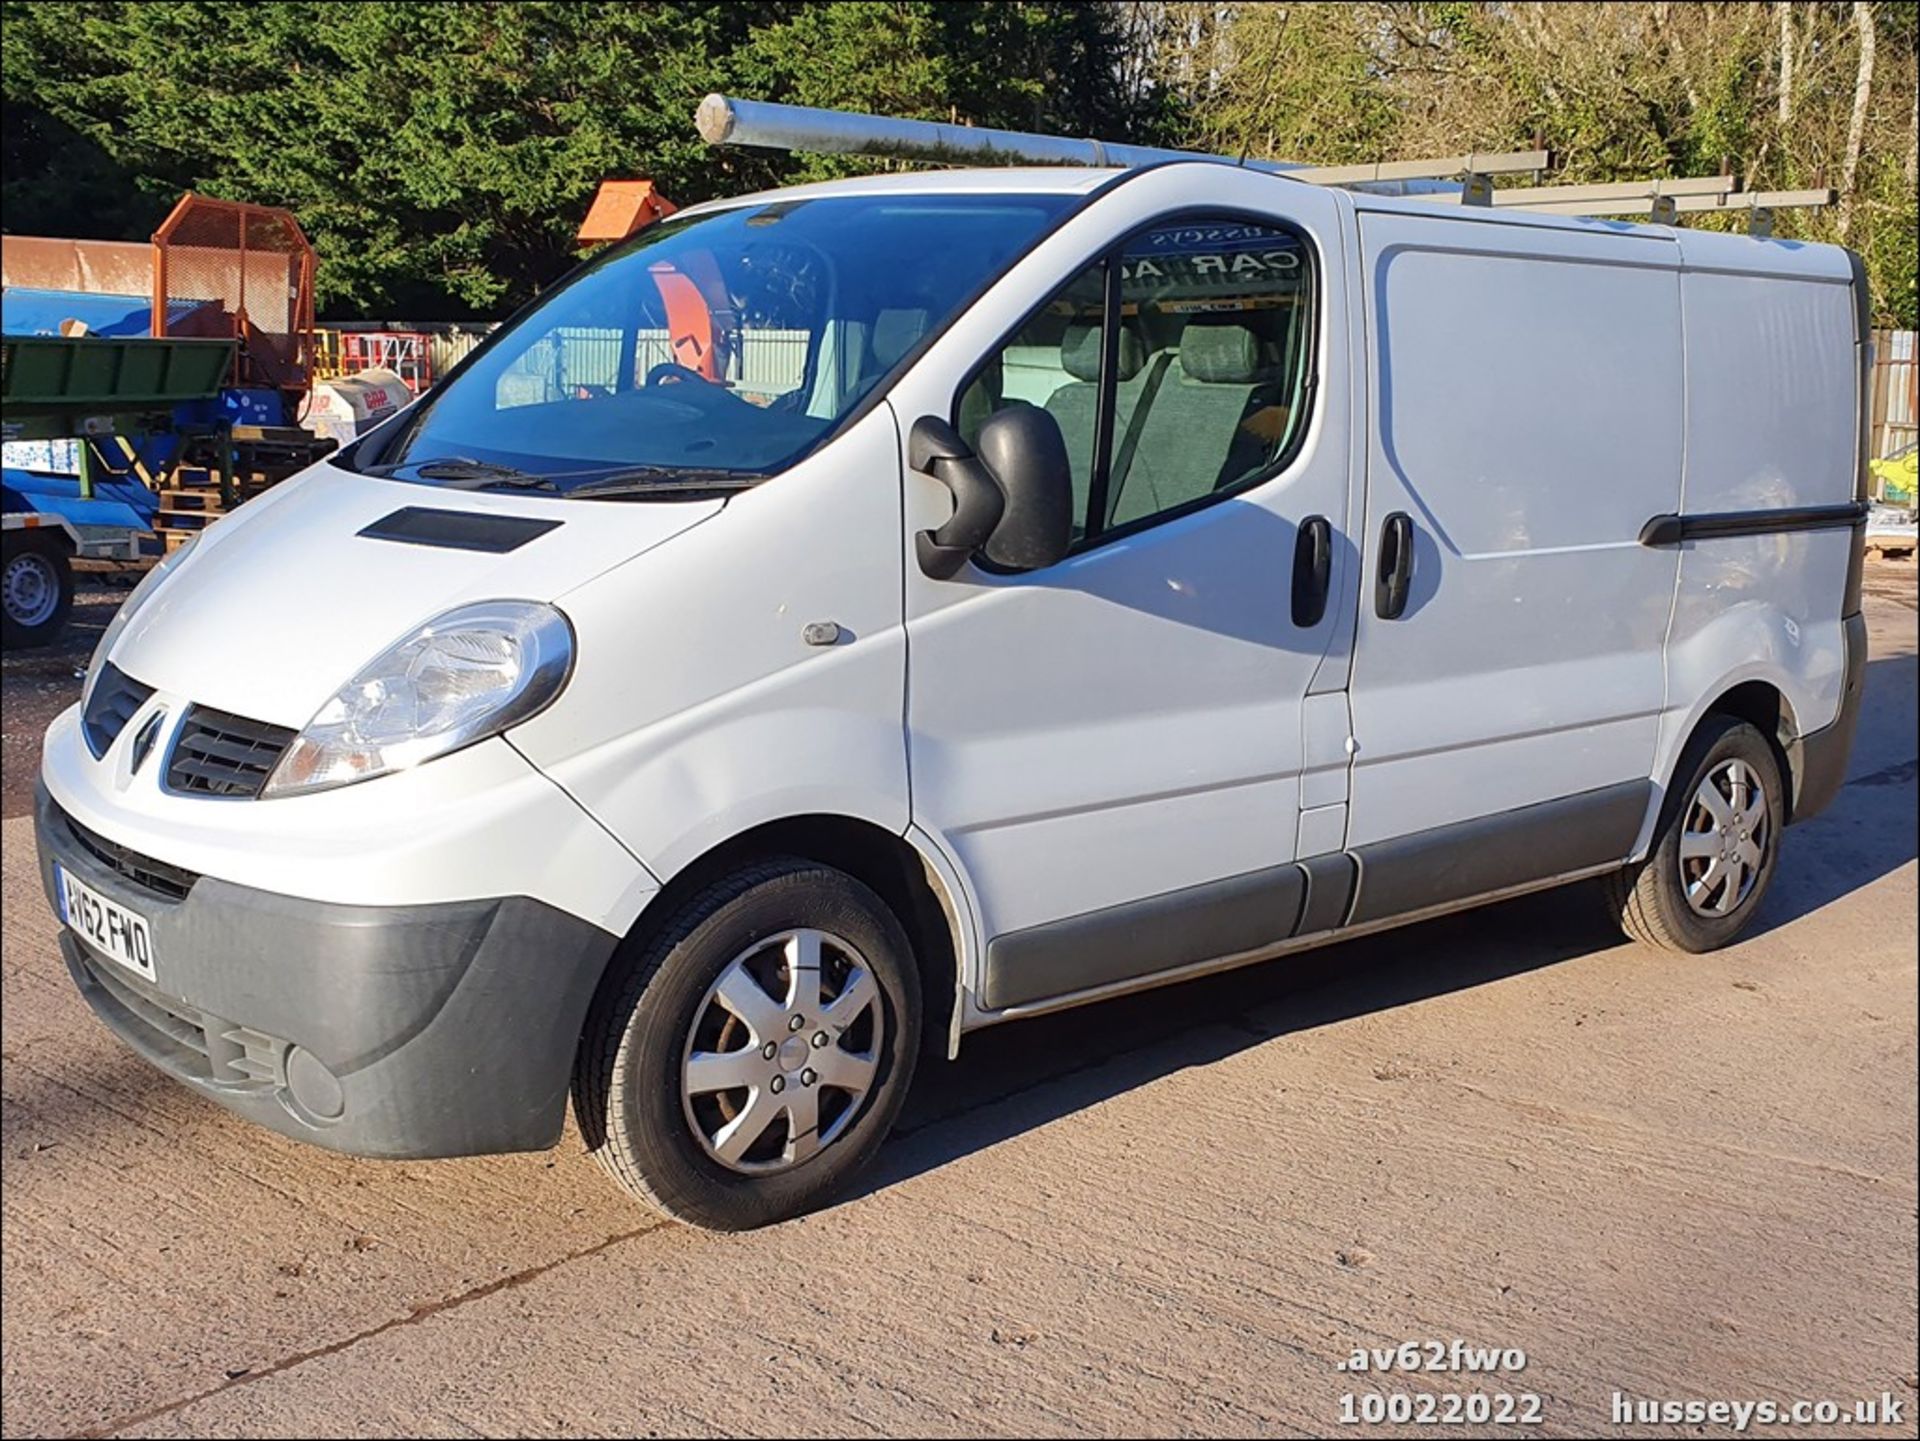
[[35, 782, 620, 1159], [1791, 610, 1868, 824]]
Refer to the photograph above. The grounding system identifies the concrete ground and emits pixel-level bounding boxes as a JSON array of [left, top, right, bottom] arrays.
[[2, 566, 1915, 1439]]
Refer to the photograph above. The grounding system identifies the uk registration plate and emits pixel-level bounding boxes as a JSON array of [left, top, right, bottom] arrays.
[[57, 864, 156, 983]]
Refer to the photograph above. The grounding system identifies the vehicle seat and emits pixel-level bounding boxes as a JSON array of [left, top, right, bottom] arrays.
[[861, 307, 929, 390], [1107, 319, 1284, 528], [1043, 322, 1154, 529]]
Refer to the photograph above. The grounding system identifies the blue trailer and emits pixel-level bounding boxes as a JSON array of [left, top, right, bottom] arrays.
[[0, 330, 236, 646]]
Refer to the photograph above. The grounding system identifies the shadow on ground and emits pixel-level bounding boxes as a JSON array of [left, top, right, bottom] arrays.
[[859, 648, 1919, 1205]]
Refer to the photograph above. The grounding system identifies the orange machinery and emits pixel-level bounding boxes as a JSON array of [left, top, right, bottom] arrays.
[[573, 178, 731, 383]]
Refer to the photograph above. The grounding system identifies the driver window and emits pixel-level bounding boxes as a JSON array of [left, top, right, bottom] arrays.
[[956, 259, 1108, 538], [956, 215, 1315, 547]]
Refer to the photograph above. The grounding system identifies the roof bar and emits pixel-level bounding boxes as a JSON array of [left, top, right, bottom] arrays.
[[1509, 188, 1834, 217], [1487, 175, 1738, 207]]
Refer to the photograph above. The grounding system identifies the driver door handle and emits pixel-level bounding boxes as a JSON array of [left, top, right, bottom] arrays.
[[1292, 515, 1332, 627]]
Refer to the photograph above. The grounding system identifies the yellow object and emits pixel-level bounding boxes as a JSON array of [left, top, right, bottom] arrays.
[[1870, 443, 1917, 505]]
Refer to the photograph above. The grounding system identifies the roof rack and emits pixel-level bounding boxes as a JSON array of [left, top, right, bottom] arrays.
[[694, 94, 1544, 194], [694, 95, 1835, 225]]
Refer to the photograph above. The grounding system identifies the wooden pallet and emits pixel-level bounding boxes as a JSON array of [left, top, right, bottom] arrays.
[[152, 464, 229, 547], [147, 432, 337, 548]]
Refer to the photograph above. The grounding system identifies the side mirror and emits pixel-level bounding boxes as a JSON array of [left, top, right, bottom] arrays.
[[909, 407, 1073, 579]]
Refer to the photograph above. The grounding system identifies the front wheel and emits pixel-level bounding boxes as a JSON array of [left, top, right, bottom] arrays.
[[1604, 716, 1784, 953], [575, 858, 922, 1230], [1, 532, 74, 649]]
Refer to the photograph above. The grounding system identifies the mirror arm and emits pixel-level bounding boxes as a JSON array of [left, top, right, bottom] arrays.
[[909, 417, 1005, 580]]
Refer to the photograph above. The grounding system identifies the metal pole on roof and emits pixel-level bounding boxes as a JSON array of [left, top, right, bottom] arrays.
[[693, 95, 1549, 193], [695, 94, 1304, 175]]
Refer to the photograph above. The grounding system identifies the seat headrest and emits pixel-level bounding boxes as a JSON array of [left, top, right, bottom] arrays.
[[1179, 320, 1266, 384], [1061, 322, 1145, 383], [871, 308, 928, 371]]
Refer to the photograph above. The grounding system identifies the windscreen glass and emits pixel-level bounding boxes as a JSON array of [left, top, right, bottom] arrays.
[[370, 194, 1072, 494]]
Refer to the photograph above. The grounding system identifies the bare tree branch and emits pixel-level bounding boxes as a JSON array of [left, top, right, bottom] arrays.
[[1777, 2, 1794, 128], [1839, 0, 1876, 241]]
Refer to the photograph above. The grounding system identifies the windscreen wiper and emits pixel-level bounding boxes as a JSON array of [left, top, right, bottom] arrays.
[[369, 457, 558, 490], [566, 466, 768, 499]]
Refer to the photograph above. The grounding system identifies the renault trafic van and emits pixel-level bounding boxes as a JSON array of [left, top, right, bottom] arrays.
[[36, 162, 1869, 1230]]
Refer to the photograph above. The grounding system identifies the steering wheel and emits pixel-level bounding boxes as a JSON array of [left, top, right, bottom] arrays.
[[645, 361, 714, 388]]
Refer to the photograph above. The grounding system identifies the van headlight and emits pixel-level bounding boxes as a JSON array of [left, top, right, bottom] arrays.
[[262, 600, 574, 799], [83, 537, 196, 711]]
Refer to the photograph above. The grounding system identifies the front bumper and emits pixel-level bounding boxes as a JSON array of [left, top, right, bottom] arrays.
[[37, 782, 620, 1159]]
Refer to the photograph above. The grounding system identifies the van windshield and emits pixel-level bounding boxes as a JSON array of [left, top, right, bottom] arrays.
[[370, 193, 1073, 493]]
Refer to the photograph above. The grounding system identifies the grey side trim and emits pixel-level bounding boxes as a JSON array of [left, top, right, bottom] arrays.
[[981, 862, 1306, 1010], [1296, 851, 1357, 936], [973, 859, 1623, 1029], [1790, 609, 1867, 824], [1346, 779, 1653, 926], [976, 783, 1651, 1019]]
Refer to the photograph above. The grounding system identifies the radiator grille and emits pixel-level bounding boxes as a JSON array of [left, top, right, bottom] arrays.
[[166, 705, 296, 798], [61, 808, 199, 901], [81, 663, 154, 759]]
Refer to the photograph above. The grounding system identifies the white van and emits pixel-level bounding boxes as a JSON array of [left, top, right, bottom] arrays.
[[36, 163, 1869, 1230]]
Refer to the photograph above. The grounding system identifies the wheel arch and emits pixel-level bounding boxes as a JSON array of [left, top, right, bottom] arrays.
[[601, 813, 968, 1065], [1656, 678, 1805, 831]]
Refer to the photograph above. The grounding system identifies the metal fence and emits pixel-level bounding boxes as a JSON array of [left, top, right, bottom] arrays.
[[496, 327, 810, 406], [1870, 328, 1917, 461]]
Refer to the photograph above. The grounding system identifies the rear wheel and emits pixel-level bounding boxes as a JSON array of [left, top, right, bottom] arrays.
[[1605, 716, 1783, 952], [1, 532, 73, 649], [575, 858, 921, 1230]]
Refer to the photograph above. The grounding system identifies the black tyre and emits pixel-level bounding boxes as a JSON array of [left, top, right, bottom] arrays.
[[1604, 717, 1784, 953], [1, 532, 74, 650], [575, 858, 922, 1230]]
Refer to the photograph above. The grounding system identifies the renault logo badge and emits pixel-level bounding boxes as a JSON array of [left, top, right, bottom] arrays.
[[129, 709, 166, 774]]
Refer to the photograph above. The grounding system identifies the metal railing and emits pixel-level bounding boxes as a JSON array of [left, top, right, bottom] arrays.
[[496, 327, 810, 407]]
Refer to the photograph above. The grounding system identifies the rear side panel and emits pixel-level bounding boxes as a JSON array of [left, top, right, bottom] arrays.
[[1652, 237, 1859, 808]]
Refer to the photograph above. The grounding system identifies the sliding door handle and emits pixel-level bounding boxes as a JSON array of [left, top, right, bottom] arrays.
[[1375, 511, 1414, 620], [1291, 514, 1332, 627]]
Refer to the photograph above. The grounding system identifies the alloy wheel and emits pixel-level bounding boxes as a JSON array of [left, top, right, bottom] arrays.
[[679, 928, 884, 1173], [1679, 757, 1771, 917]]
